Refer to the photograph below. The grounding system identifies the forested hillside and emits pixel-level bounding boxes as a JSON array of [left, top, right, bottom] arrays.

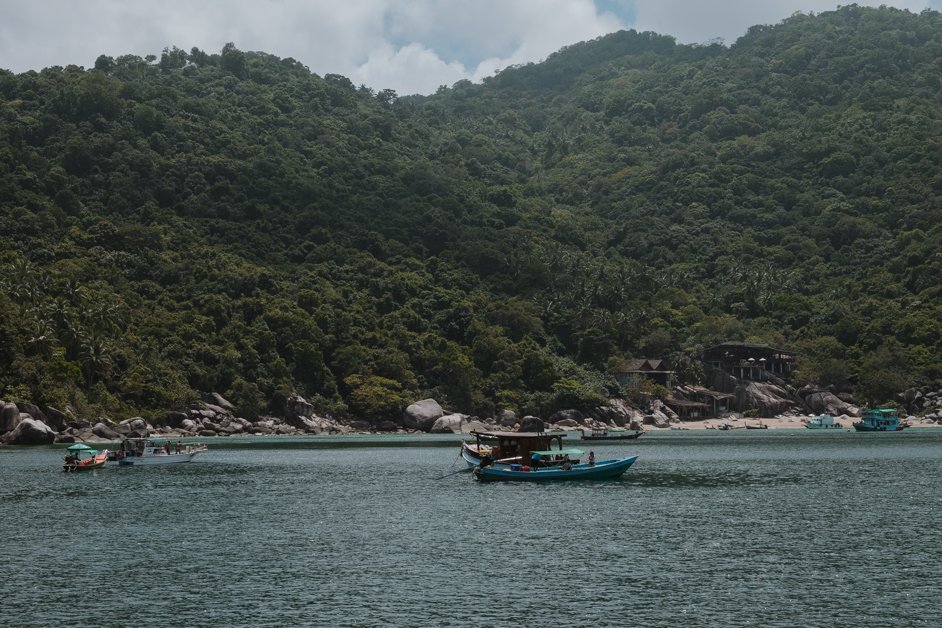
[[1, 5, 940, 424]]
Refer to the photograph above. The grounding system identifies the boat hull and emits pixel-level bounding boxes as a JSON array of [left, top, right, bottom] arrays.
[[852, 424, 905, 432], [460, 442, 528, 470], [580, 431, 643, 441], [473, 456, 638, 482], [118, 451, 202, 465], [63, 450, 109, 472]]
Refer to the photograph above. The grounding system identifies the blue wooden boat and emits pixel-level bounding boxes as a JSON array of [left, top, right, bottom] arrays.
[[472, 455, 638, 482], [853, 408, 907, 432]]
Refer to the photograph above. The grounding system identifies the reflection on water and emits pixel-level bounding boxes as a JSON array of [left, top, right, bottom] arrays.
[[1, 430, 941, 627]]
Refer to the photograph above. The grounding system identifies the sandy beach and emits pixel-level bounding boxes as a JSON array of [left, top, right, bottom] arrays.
[[659, 416, 940, 430]]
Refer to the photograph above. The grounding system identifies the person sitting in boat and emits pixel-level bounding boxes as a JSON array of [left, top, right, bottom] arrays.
[[588, 451, 596, 466], [561, 454, 573, 471], [530, 452, 541, 468]]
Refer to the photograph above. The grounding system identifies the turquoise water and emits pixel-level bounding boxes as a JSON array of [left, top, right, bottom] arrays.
[[2, 430, 941, 627]]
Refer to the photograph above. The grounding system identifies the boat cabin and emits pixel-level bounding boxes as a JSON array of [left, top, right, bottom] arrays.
[[468, 430, 572, 465], [120, 437, 179, 457], [854, 408, 904, 431]]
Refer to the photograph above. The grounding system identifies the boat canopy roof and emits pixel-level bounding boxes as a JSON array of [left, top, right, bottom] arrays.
[[67, 443, 93, 450], [125, 436, 170, 443], [531, 448, 583, 456], [470, 430, 567, 439]]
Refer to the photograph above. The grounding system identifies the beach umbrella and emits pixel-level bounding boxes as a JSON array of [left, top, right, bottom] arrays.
[[66, 443, 93, 451]]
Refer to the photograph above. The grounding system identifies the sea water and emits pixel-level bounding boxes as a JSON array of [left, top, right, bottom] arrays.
[[2, 430, 941, 627]]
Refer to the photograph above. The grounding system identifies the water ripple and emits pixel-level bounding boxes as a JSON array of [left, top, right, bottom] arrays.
[[1, 434, 942, 626]]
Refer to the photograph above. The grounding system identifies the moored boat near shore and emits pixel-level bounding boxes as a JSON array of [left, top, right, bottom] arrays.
[[473, 455, 639, 482], [804, 414, 843, 429], [113, 437, 207, 465], [62, 443, 109, 472], [853, 408, 907, 432], [579, 427, 644, 440]]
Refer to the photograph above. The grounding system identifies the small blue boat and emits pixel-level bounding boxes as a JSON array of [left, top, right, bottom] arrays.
[[853, 408, 906, 432], [473, 455, 638, 482]]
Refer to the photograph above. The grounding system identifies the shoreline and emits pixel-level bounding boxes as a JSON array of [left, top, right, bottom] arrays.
[[648, 416, 941, 431]]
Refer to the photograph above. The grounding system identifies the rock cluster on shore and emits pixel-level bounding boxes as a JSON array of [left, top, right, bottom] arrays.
[[3, 384, 941, 446], [0, 393, 358, 446]]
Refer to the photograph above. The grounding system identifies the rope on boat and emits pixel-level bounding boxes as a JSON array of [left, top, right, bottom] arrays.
[[432, 449, 470, 480]]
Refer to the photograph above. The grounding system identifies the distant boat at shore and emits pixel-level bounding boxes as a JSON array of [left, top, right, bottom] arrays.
[[853, 408, 907, 432], [579, 427, 644, 440], [804, 414, 843, 429]]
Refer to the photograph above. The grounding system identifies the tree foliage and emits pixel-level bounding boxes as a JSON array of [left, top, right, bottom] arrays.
[[1, 8, 941, 422]]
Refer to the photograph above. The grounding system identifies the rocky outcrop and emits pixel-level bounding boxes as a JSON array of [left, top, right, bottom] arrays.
[[430, 413, 468, 433], [208, 393, 235, 411], [547, 409, 583, 424], [738, 381, 799, 417], [15, 402, 48, 427], [461, 419, 492, 433], [4, 417, 56, 445], [518, 415, 545, 432], [495, 409, 518, 428], [164, 411, 188, 428], [403, 399, 443, 432], [1, 402, 20, 433], [92, 421, 123, 440], [897, 386, 942, 423], [644, 401, 673, 428], [591, 399, 639, 427], [44, 407, 69, 431], [804, 390, 857, 416]]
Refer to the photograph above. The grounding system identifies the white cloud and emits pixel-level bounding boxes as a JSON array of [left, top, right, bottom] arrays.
[[0, 1, 936, 95], [351, 42, 468, 95]]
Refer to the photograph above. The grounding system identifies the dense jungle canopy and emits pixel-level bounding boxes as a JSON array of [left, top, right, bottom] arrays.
[[1, 5, 940, 423]]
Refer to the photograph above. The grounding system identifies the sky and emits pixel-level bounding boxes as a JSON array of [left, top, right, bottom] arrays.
[[1, 0, 939, 95]]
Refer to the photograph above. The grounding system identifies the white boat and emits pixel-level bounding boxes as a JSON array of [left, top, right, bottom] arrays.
[[803, 414, 842, 429], [114, 437, 207, 466]]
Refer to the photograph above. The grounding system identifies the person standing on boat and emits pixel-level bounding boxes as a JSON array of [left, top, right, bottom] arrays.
[[530, 452, 541, 469], [588, 451, 596, 466]]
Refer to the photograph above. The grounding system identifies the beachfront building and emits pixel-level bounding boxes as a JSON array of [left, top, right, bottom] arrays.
[[613, 359, 675, 389], [664, 396, 710, 420], [673, 385, 736, 417], [701, 342, 796, 381]]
